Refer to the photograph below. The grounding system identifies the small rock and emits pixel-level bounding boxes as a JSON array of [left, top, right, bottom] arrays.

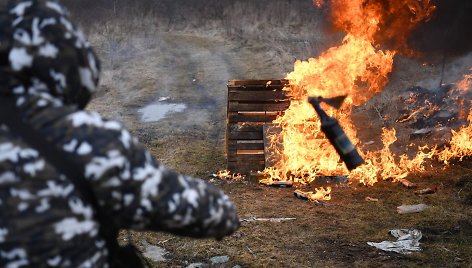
[[414, 186, 438, 195], [210, 255, 229, 264], [142, 244, 168, 262], [365, 196, 379, 202], [400, 179, 417, 188], [433, 110, 454, 120], [232, 265, 242, 268], [186, 263, 205, 268], [397, 204, 431, 214]]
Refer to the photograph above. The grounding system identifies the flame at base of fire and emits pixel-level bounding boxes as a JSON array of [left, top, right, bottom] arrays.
[[260, 0, 471, 190], [438, 108, 472, 164], [294, 187, 332, 202]]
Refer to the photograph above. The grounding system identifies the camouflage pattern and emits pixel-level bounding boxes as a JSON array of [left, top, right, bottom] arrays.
[[0, 1, 239, 267]]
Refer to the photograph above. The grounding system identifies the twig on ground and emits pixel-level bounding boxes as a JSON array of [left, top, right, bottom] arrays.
[[240, 217, 297, 223], [246, 246, 256, 258], [374, 106, 384, 123], [157, 238, 174, 245]]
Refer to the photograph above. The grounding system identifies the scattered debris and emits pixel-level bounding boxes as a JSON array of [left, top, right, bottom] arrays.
[[398, 83, 471, 145], [212, 170, 245, 181], [186, 263, 205, 268], [156, 238, 174, 245], [240, 217, 296, 223], [365, 196, 379, 202], [210, 256, 229, 265], [399, 179, 417, 188], [158, 96, 170, 101], [414, 186, 438, 195], [364, 140, 375, 145], [410, 128, 433, 138], [397, 204, 431, 214], [313, 175, 349, 185], [259, 179, 293, 187], [294, 189, 330, 205], [367, 229, 422, 254], [142, 241, 169, 262], [246, 246, 256, 257]]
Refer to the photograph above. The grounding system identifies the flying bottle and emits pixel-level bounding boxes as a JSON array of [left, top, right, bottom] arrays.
[[308, 95, 365, 171]]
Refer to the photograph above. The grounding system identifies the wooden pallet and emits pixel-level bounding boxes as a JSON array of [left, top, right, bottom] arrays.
[[226, 79, 291, 174]]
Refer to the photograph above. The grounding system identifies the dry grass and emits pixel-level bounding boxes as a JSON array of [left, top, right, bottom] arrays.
[[127, 164, 472, 267], [63, 1, 472, 267]]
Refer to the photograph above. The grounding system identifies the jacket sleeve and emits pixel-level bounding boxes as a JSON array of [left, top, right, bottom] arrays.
[[29, 107, 240, 239]]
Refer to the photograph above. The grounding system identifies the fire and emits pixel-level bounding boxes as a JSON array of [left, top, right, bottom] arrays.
[[215, 170, 245, 180], [438, 108, 472, 164], [455, 68, 472, 92], [261, 0, 451, 186], [437, 71, 472, 163], [294, 187, 332, 201], [307, 187, 332, 201], [350, 128, 437, 186]]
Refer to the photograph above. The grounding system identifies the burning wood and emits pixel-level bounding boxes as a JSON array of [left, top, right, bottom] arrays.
[[258, 179, 293, 187], [294, 188, 331, 203]]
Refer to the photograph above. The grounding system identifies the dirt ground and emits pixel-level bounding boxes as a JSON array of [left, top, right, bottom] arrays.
[[70, 1, 472, 267]]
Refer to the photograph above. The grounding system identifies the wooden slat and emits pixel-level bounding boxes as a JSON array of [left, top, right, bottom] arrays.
[[227, 85, 289, 91], [227, 153, 265, 162], [227, 149, 265, 157], [228, 91, 288, 101], [228, 101, 290, 112], [228, 131, 263, 140], [227, 140, 264, 151], [227, 161, 266, 173], [228, 79, 289, 86], [227, 124, 263, 133], [228, 112, 279, 123], [226, 79, 291, 174]]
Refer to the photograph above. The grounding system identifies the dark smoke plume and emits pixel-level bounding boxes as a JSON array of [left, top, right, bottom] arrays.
[[408, 0, 472, 58]]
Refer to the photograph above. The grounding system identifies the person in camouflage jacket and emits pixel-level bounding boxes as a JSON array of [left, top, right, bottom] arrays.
[[0, 0, 240, 267]]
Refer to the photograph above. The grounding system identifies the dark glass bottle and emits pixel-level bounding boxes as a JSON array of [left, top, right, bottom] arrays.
[[308, 97, 365, 171]]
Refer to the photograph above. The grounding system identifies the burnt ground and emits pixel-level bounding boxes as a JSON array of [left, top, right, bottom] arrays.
[[67, 1, 472, 267]]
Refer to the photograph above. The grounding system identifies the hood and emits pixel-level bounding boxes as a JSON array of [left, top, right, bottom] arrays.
[[0, 0, 100, 109]]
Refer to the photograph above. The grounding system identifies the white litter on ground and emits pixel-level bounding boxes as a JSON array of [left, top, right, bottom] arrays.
[[368, 229, 422, 254], [142, 241, 169, 262]]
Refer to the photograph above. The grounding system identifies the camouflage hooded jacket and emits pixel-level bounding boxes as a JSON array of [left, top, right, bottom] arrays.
[[0, 1, 239, 267]]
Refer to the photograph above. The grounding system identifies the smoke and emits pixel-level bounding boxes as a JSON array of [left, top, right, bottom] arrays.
[[321, 0, 471, 59], [408, 0, 472, 58]]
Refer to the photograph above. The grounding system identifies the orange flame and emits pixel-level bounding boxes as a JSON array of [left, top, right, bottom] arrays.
[[438, 108, 472, 164], [437, 70, 472, 163], [261, 0, 442, 185], [308, 187, 332, 201], [456, 68, 472, 92]]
